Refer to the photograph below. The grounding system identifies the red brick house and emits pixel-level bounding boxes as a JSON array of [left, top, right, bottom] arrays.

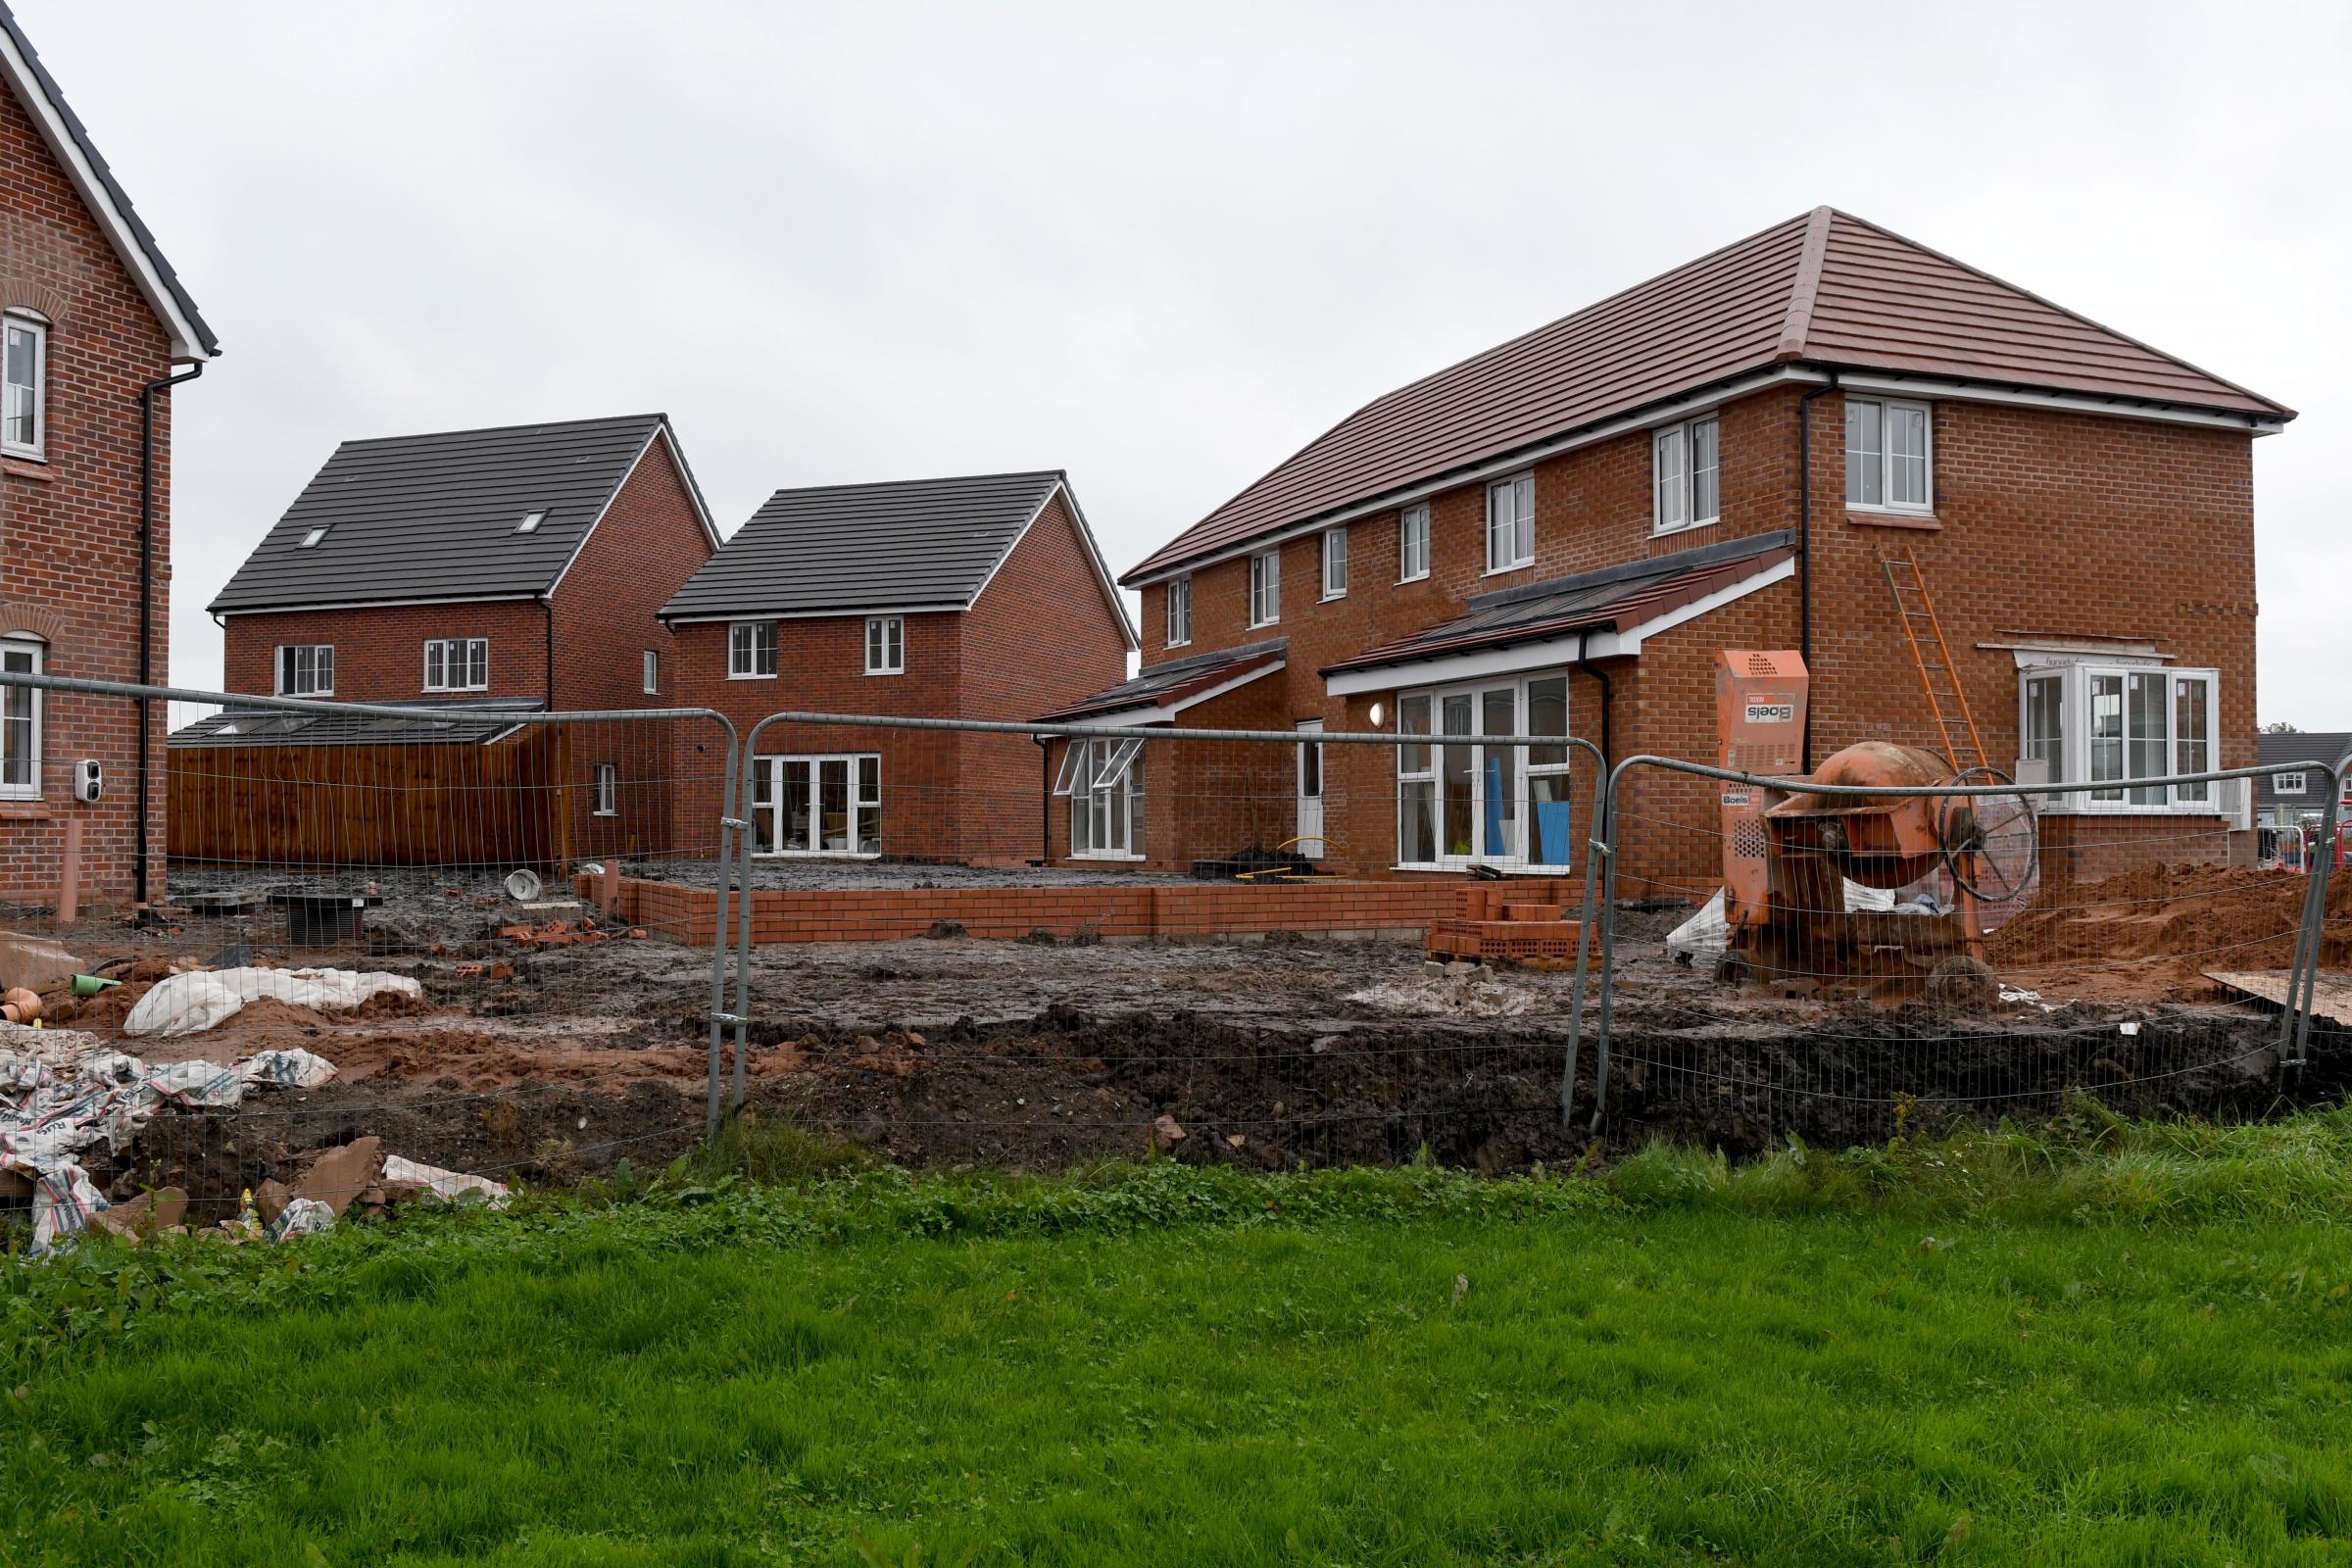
[[204, 414, 719, 861], [0, 2, 220, 910], [1060, 208, 2292, 893], [660, 469, 1134, 864]]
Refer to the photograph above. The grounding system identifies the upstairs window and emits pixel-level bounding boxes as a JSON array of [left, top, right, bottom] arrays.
[[864, 615, 905, 675], [728, 620, 777, 678], [1846, 397, 1933, 513], [1249, 548, 1281, 627], [1486, 473, 1534, 572], [2273, 770, 2309, 797], [515, 510, 546, 534], [1165, 575, 1193, 648], [275, 644, 333, 697], [298, 527, 328, 549], [642, 649, 660, 695], [423, 637, 488, 692], [1, 636, 42, 800], [3, 313, 45, 460], [1653, 416, 1720, 534], [1321, 527, 1348, 600], [1398, 503, 1430, 582]]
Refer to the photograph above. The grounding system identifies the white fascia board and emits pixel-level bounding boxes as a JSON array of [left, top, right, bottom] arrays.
[[1322, 557, 1794, 697], [653, 421, 724, 551], [1833, 373, 2283, 435], [662, 603, 968, 626], [1125, 366, 1826, 589], [0, 30, 210, 361]]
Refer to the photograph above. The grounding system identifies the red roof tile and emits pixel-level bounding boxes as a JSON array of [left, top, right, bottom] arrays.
[[1128, 209, 2289, 583]]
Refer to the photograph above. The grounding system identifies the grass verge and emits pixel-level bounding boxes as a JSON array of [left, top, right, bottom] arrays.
[[4, 1104, 2351, 1564]]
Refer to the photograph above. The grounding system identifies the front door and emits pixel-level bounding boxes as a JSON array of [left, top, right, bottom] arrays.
[[1296, 719, 1324, 858]]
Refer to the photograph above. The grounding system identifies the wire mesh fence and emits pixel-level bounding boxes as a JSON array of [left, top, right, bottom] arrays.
[[1564, 752, 2347, 1139], [3, 663, 2349, 1251]]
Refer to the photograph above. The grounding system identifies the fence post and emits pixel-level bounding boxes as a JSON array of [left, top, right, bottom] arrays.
[[705, 723, 744, 1138], [1587, 761, 1631, 1136], [1561, 761, 1618, 1129], [2283, 764, 2340, 1071], [727, 730, 760, 1116]]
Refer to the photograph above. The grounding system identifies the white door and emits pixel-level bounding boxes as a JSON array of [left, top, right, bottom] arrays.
[[1296, 720, 1325, 858]]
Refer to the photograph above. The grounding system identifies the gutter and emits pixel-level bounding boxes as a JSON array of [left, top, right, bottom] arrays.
[[135, 359, 204, 906]]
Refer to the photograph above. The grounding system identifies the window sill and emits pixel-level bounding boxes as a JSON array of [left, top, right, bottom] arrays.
[[1071, 851, 1146, 862], [726, 672, 779, 681], [591, 809, 617, 818], [1319, 592, 1347, 604], [754, 850, 882, 860], [1165, 639, 1192, 651], [1846, 509, 1940, 530], [1652, 517, 1719, 539], [1481, 562, 1536, 578], [2, 457, 53, 482], [1396, 572, 1430, 586], [1394, 861, 1573, 876], [1248, 620, 1280, 631], [863, 668, 905, 678], [0, 801, 51, 818]]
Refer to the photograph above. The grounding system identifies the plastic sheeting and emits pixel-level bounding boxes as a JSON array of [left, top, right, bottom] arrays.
[[122, 967, 421, 1038]]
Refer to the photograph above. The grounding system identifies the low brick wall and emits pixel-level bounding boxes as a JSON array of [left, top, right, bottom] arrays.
[[575, 872, 1587, 948]]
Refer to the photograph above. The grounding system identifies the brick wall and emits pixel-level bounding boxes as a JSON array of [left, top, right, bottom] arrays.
[[222, 601, 552, 705], [0, 77, 182, 908]]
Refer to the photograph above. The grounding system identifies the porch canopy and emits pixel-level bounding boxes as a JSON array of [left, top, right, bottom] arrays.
[[1037, 636, 1286, 727]]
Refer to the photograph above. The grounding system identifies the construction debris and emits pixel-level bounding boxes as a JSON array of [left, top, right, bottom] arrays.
[[381, 1154, 509, 1207], [498, 918, 646, 947], [122, 967, 421, 1038]]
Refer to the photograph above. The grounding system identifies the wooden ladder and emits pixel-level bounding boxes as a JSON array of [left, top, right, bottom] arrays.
[[1882, 547, 1988, 774]]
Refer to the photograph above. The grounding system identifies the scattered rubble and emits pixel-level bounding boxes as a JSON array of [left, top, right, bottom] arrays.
[[1346, 971, 1538, 1018], [498, 919, 645, 948]]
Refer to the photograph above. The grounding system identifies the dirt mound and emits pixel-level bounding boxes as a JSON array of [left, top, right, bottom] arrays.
[[1988, 863, 2352, 996]]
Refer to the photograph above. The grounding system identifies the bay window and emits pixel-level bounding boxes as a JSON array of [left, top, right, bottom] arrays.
[[2017, 663, 2220, 811], [1055, 736, 1147, 858], [751, 754, 882, 855], [1395, 672, 1574, 869]]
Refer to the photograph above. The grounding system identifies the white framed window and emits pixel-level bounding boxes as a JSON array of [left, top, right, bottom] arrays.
[[2273, 770, 2309, 797], [592, 762, 618, 816], [3, 312, 46, 460], [1321, 527, 1348, 600], [2017, 663, 2220, 812], [1653, 416, 1719, 534], [1485, 473, 1535, 572], [1396, 671, 1574, 870], [642, 649, 660, 695], [1165, 575, 1192, 647], [422, 637, 488, 693], [750, 754, 882, 856], [274, 644, 333, 697], [0, 636, 43, 800], [1398, 503, 1430, 582], [728, 620, 777, 679], [1054, 736, 1147, 858], [864, 615, 905, 675], [1846, 397, 1933, 514], [1249, 549, 1281, 627]]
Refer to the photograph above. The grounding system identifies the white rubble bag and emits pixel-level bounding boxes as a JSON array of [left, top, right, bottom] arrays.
[[1667, 880, 1900, 967], [122, 967, 420, 1038]]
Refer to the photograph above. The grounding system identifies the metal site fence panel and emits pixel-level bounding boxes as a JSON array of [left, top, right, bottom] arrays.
[[1564, 755, 2344, 1138], [0, 670, 752, 1137]]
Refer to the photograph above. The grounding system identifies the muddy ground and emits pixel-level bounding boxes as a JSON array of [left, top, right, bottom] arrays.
[[7, 865, 2341, 1230]]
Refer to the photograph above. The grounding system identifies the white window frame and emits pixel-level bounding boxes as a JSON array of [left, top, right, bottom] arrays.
[[1165, 575, 1193, 648], [3, 312, 46, 461], [2273, 770, 2309, 797], [1485, 473, 1535, 573], [1652, 416, 1720, 535], [1320, 526, 1348, 601], [642, 649, 660, 695], [0, 635, 43, 801], [1398, 503, 1431, 583], [422, 637, 489, 693], [1394, 670, 1575, 872], [592, 762, 618, 816], [1846, 396, 1935, 515], [750, 753, 883, 857], [1249, 549, 1281, 628], [2016, 662, 2221, 813], [274, 644, 334, 697], [864, 615, 905, 676], [1054, 736, 1147, 860], [728, 620, 777, 679]]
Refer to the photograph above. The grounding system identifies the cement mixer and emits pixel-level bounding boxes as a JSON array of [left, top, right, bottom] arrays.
[[1713, 652, 2037, 1003]]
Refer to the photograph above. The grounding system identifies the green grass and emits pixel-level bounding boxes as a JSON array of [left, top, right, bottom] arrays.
[[6, 1108, 2352, 1565]]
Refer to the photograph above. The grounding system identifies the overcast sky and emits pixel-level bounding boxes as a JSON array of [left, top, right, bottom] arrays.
[[23, 1, 2349, 724]]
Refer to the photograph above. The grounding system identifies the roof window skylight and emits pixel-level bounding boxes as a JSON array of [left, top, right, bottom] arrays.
[[515, 511, 546, 534], [298, 526, 327, 549]]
